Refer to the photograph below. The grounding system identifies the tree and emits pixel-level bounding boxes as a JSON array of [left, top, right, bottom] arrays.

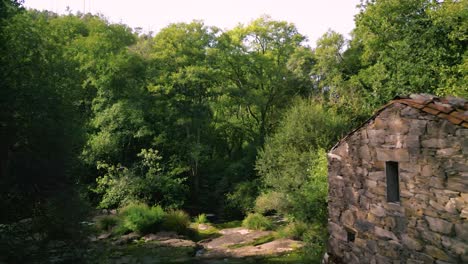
[[353, 0, 467, 102], [213, 16, 310, 146], [255, 99, 350, 222], [147, 21, 219, 203]]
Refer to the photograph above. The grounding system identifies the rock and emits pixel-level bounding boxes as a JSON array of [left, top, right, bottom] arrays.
[[370, 204, 386, 217], [355, 219, 374, 233], [158, 238, 196, 248], [376, 148, 409, 162], [401, 234, 422, 251], [444, 199, 458, 214], [425, 245, 450, 261], [329, 222, 347, 241], [142, 231, 179, 242], [113, 232, 140, 245], [425, 216, 453, 235], [455, 223, 468, 241], [227, 238, 303, 258], [374, 227, 397, 241], [341, 210, 356, 227], [98, 232, 111, 240]]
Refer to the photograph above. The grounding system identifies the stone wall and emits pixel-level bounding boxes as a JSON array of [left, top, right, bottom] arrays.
[[326, 103, 467, 263]]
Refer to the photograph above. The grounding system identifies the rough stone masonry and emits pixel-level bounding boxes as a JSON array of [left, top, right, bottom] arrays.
[[325, 94, 467, 264]]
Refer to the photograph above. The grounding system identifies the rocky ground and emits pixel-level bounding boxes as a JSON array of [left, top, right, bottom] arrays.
[[88, 225, 303, 263], [0, 215, 306, 264]]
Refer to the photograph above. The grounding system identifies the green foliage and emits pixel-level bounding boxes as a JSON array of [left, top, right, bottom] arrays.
[[97, 215, 120, 232], [93, 148, 188, 209], [256, 99, 349, 222], [161, 210, 191, 234], [194, 213, 209, 224], [242, 213, 273, 231], [118, 203, 165, 234], [352, 0, 468, 102], [277, 221, 309, 240], [226, 180, 260, 214]]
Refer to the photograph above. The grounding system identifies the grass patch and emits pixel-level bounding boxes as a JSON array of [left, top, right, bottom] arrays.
[[96, 215, 119, 232], [276, 221, 308, 240], [242, 213, 273, 231], [194, 213, 209, 224], [228, 234, 276, 249], [214, 220, 242, 229], [187, 223, 220, 242], [161, 210, 190, 235], [117, 202, 165, 234]]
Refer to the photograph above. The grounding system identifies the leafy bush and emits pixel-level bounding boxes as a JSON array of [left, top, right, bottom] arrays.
[[242, 213, 272, 231], [254, 191, 289, 215], [277, 221, 309, 240], [97, 215, 119, 232], [162, 210, 191, 234], [93, 149, 188, 209], [226, 180, 259, 215], [119, 203, 165, 234], [256, 100, 349, 222], [194, 213, 208, 224]]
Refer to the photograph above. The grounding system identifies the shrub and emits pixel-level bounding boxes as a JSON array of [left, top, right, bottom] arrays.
[[194, 213, 208, 224], [242, 213, 272, 231], [277, 221, 309, 240], [97, 215, 119, 232], [162, 210, 190, 234], [119, 203, 165, 234]]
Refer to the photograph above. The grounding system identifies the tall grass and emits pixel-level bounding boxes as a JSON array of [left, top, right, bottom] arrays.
[[242, 213, 272, 231], [118, 203, 165, 234]]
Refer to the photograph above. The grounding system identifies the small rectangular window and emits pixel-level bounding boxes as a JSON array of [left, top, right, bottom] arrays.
[[347, 229, 356, 242], [386, 161, 400, 202]]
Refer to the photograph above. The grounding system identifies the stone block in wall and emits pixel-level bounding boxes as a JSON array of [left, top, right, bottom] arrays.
[[442, 236, 466, 257], [374, 226, 398, 241], [375, 254, 391, 264], [389, 117, 410, 134], [406, 135, 420, 150], [429, 200, 446, 212], [409, 119, 427, 135], [366, 179, 377, 188], [400, 162, 421, 173], [340, 209, 356, 227], [368, 130, 386, 146], [425, 245, 451, 262], [444, 198, 457, 214], [421, 138, 449, 148], [370, 204, 386, 217], [410, 252, 435, 263], [402, 234, 423, 251], [344, 187, 359, 205], [461, 209, 468, 219], [328, 237, 344, 258], [421, 164, 433, 177], [329, 222, 347, 241], [355, 219, 374, 233], [368, 171, 385, 181], [447, 176, 467, 193], [359, 145, 371, 160], [372, 118, 387, 130], [376, 148, 409, 162], [436, 148, 458, 157], [401, 105, 421, 118]]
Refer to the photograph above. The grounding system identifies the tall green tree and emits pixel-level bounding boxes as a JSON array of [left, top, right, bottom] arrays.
[[353, 0, 467, 102]]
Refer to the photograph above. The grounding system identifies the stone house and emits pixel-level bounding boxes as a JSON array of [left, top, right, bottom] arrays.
[[325, 94, 467, 263]]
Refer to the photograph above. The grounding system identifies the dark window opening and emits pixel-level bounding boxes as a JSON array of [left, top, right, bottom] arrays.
[[347, 229, 356, 242], [386, 161, 400, 202]]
